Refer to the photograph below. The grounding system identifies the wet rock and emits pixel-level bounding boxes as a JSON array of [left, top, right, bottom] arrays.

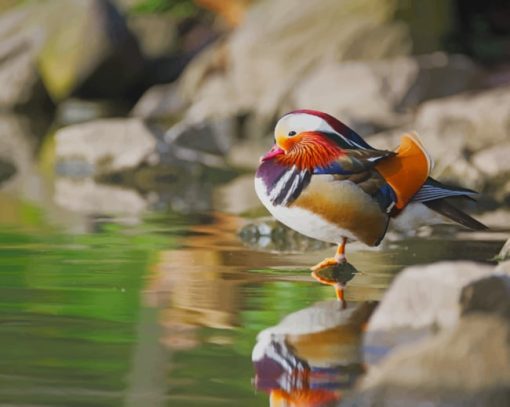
[[364, 261, 497, 363], [239, 217, 330, 253], [131, 82, 185, 120], [178, 0, 410, 123], [290, 53, 480, 128], [350, 315, 510, 407], [460, 275, 510, 320], [55, 118, 157, 176]]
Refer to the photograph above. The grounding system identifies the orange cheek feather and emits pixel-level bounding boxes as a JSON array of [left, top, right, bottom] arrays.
[[276, 132, 344, 171]]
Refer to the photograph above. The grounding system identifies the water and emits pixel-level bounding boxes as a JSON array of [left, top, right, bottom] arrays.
[[0, 188, 504, 406]]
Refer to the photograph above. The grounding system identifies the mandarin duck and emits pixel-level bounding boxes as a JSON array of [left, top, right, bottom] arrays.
[[255, 110, 487, 274]]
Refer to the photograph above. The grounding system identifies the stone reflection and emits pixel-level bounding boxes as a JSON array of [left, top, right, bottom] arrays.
[[144, 213, 298, 350], [252, 300, 376, 406]]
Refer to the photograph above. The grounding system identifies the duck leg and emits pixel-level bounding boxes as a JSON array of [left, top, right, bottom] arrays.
[[310, 238, 347, 272]]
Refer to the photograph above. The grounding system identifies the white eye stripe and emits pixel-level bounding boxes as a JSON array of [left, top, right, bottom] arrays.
[[276, 113, 366, 149]]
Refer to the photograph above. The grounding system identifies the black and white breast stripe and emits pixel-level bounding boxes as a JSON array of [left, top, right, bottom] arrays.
[[256, 160, 311, 207]]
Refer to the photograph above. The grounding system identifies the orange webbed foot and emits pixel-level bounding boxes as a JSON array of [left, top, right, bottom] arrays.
[[310, 256, 346, 273]]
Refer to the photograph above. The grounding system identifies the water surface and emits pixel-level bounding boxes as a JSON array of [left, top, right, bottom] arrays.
[[0, 194, 504, 406]]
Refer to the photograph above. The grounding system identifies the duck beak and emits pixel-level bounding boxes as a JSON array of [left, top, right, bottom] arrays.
[[260, 145, 285, 162]]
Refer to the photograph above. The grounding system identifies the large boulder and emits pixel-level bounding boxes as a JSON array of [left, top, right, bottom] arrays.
[[413, 85, 510, 189], [349, 315, 510, 407], [178, 0, 411, 126], [55, 118, 157, 176], [363, 261, 505, 363], [54, 178, 147, 215], [289, 53, 480, 129]]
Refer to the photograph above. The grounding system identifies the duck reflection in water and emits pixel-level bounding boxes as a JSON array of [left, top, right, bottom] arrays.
[[311, 261, 358, 307], [252, 299, 376, 406]]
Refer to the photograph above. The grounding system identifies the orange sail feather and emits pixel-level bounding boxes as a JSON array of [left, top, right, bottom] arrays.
[[375, 132, 432, 210]]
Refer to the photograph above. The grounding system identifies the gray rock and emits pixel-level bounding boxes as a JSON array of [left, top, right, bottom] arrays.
[[239, 217, 331, 253], [54, 178, 147, 215], [460, 275, 510, 320], [412, 85, 510, 188], [472, 142, 510, 178], [291, 53, 480, 129], [162, 117, 235, 158], [364, 262, 498, 363], [131, 82, 185, 120], [349, 315, 510, 407], [213, 175, 260, 215], [55, 118, 157, 176], [178, 0, 411, 123]]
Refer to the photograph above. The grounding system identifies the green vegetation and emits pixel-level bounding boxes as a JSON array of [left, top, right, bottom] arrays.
[[130, 0, 200, 17]]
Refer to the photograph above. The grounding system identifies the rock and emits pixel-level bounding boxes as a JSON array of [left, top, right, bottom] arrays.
[[178, 0, 411, 123], [36, 0, 144, 101], [413, 85, 510, 186], [0, 8, 52, 111], [55, 178, 147, 215], [239, 217, 330, 253], [472, 142, 510, 178], [162, 117, 235, 157], [55, 118, 157, 176], [131, 82, 185, 120], [213, 174, 260, 215], [363, 261, 498, 363], [460, 275, 510, 320], [290, 53, 480, 129], [350, 315, 510, 407], [225, 140, 269, 170]]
